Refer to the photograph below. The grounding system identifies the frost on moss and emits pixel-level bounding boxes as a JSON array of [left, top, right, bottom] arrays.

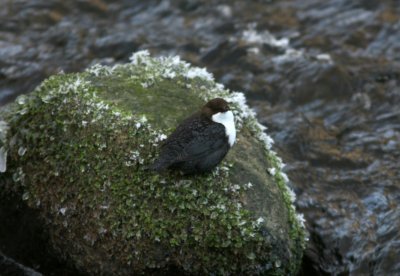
[[0, 51, 306, 275]]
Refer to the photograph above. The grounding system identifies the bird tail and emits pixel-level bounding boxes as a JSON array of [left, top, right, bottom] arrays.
[[147, 159, 169, 173]]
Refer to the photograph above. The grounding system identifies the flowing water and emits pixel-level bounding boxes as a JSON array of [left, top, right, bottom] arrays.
[[1, 0, 399, 274]]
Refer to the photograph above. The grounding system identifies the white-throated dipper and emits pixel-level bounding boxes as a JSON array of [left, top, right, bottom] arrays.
[[150, 98, 236, 174]]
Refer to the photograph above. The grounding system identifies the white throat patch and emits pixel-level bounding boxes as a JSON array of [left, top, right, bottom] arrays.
[[212, 110, 236, 146]]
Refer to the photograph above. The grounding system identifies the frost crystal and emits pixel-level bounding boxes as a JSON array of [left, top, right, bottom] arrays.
[[154, 133, 167, 142], [129, 50, 150, 65], [287, 187, 296, 203], [162, 69, 176, 79], [268, 167, 276, 176], [17, 95, 27, 105], [230, 184, 240, 192], [258, 132, 274, 150], [296, 213, 306, 228], [280, 172, 289, 183], [227, 92, 256, 119], [186, 67, 214, 81], [275, 156, 285, 169], [129, 150, 140, 160], [87, 64, 113, 76], [139, 115, 148, 123], [59, 207, 68, 215]]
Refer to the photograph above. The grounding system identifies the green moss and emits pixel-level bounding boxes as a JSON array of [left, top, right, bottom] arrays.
[[0, 52, 306, 275], [93, 75, 204, 129]]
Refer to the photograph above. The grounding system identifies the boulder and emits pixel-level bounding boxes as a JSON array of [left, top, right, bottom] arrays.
[[0, 51, 306, 275], [0, 250, 42, 276]]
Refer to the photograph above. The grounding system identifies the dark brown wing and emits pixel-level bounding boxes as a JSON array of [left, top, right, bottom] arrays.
[[150, 115, 228, 173]]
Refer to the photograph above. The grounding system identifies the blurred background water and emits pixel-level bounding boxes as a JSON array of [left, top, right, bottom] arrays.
[[1, 0, 399, 275]]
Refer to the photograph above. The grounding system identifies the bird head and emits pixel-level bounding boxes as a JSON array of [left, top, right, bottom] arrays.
[[202, 98, 230, 119]]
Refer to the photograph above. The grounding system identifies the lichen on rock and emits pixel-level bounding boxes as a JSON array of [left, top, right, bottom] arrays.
[[0, 51, 306, 275]]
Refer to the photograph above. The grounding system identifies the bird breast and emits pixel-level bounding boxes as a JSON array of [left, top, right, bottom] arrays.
[[211, 110, 236, 146]]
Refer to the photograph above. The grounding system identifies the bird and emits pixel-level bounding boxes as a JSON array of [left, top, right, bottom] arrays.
[[150, 98, 236, 174]]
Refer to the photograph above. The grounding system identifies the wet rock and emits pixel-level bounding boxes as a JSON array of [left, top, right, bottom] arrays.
[[0, 250, 42, 276], [0, 52, 306, 275], [0, 192, 84, 276], [90, 34, 139, 59], [261, 60, 400, 274]]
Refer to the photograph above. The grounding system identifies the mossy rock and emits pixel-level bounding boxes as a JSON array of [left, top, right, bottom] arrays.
[[0, 51, 306, 275]]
